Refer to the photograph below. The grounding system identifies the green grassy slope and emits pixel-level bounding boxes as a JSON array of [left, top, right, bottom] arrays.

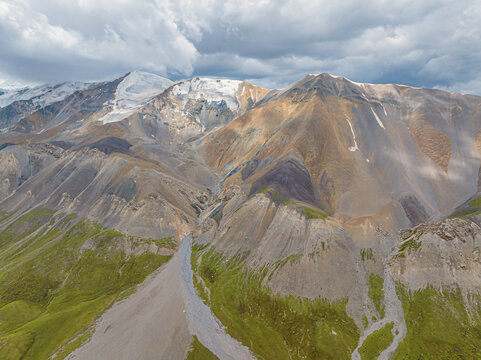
[[186, 336, 219, 360], [359, 322, 394, 360], [368, 274, 384, 318], [191, 245, 359, 360], [0, 209, 173, 359], [449, 196, 481, 219], [393, 286, 481, 359]]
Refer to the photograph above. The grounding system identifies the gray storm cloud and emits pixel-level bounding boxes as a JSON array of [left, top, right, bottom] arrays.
[[0, 0, 480, 93]]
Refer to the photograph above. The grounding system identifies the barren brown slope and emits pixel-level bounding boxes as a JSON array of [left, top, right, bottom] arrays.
[[202, 73, 481, 232]]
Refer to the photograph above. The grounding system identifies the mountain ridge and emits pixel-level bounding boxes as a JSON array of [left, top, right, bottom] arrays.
[[1, 70, 481, 359]]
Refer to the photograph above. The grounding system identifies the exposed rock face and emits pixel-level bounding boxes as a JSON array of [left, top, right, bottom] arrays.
[[195, 188, 362, 301], [0, 143, 203, 240], [9, 77, 125, 134], [88, 136, 132, 155], [409, 116, 452, 173], [390, 219, 481, 291], [0, 100, 37, 129], [249, 158, 317, 206], [0, 143, 64, 200], [398, 195, 429, 227]]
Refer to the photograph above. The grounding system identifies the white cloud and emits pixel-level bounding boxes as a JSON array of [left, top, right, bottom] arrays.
[[0, 0, 199, 82], [0, 0, 480, 94]]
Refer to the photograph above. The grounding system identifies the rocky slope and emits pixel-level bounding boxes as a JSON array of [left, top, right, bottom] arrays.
[[390, 218, 481, 290], [0, 71, 481, 359]]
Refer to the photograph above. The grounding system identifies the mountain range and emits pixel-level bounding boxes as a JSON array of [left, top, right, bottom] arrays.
[[0, 70, 481, 360]]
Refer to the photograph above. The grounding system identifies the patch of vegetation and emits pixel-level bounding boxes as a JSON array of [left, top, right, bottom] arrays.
[[266, 253, 303, 281], [301, 206, 327, 219], [362, 314, 369, 329], [0, 331, 35, 360], [449, 208, 480, 219], [359, 322, 394, 360], [469, 197, 481, 209], [193, 274, 210, 306], [360, 248, 374, 261], [368, 274, 385, 318], [233, 205, 243, 214], [151, 236, 177, 249], [259, 191, 328, 221], [449, 196, 481, 219], [398, 232, 422, 253], [273, 254, 301, 269], [0, 208, 171, 359], [193, 247, 360, 359], [257, 187, 280, 203], [393, 285, 481, 359], [0, 208, 55, 250], [0, 301, 43, 334], [186, 336, 219, 360], [0, 214, 75, 279], [278, 197, 328, 220], [281, 198, 293, 206], [191, 245, 211, 305], [52, 328, 94, 360], [200, 259, 219, 283], [395, 230, 423, 259], [0, 211, 14, 225]]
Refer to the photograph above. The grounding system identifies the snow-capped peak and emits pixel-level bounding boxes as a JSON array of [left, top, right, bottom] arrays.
[[0, 81, 93, 108], [101, 71, 174, 124], [171, 78, 242, 111], [116, 71, 174, 104]]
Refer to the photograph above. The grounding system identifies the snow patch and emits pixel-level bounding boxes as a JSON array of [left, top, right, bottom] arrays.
[[327, 73, 368, 87], [101, 71, 173, 124], [346, 118, 359, 152], [171, 78, 241, 111], [370, 107, 385, 129]]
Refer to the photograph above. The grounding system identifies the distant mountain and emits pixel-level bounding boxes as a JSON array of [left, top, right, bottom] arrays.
[[0, 81, 94, 130], [0, 71, 481, 360], [0, 81, 93, 108]]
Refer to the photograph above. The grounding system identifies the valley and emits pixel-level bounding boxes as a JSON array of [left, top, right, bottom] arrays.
[[0, 71, 481, 359]]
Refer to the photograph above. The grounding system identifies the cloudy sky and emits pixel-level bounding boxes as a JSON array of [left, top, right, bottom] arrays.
[[0, 0, 480, 93]]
